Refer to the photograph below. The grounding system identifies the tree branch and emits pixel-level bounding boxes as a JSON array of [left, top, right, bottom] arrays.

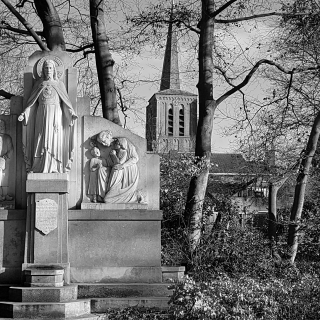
[[286, 69, 295, 106], [1, 0, 49, 51], [73, 50, 95, 66], [212, 0, 238, 18], [0, 89, 15, 99], [16, 0, 30, 7], [216, 59, 320, 106], [117, 87, 128, 128], [0, 22, 43, 37], [215, 12, 307, 24], [66, 43, 94, 53]]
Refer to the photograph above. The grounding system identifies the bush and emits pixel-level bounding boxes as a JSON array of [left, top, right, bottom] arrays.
[[169, 274, 320, 319], [103, 307, 170, 319]]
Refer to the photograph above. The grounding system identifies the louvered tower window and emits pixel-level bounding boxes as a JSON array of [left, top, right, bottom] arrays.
[[168, 104, 173, 136], [179, 105, 184, 136]]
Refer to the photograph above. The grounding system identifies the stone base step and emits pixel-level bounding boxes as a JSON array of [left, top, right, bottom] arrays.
[[78, 283, 172, 299], [91, 297, 170, 312], [9, 285, 78, 302], [0, 285, 13, 300], [0, 299, 91, 318], [0, 315, 103, 320]]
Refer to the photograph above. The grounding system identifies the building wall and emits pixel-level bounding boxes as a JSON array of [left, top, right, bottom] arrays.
[[146, 92, 197, 153]]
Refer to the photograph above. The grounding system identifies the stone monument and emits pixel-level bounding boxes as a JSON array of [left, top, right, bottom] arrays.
[[20, 51, 78, 284], [0, 49, 169, 318]]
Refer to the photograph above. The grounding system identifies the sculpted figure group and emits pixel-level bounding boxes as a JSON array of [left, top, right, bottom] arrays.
[[16, 56, 143, 205], [88, 130, 142, 204]]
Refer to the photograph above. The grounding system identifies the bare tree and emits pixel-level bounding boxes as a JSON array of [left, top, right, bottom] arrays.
[[0, 0, 136, 123], [90, 0, 121, 124], [128, 0, 320, 255]]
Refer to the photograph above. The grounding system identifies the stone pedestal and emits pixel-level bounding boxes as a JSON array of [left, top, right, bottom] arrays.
[[23, 173, 70, 284], [24, 266, 64, 287], [68, 209, 162, 283]]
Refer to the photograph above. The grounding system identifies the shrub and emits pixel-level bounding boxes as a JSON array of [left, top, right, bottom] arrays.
[[169, 274, 320, 320], [104, 307, 170, 319]]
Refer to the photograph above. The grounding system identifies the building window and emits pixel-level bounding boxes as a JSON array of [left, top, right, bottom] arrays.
[[179, 105, 184, 136], [168, 105, 173, 136]]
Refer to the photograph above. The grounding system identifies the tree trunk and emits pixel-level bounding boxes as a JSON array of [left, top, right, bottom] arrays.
[[34, 0, 65, 51], [90, 0, 121, 124], [1, 0, 48, 51], [268, 177, 287, 262], [184, 0, 216, 252], [288, 111, 320, 264]]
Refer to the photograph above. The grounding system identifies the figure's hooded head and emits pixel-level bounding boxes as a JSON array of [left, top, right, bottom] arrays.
[[115, 138, 128, 150]]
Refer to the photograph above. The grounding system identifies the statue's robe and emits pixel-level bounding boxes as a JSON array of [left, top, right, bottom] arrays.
[[104, 138, 139, 203], [22, 79, 76, 173]]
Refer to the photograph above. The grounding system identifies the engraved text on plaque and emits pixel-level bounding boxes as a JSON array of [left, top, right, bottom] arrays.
[[35, 198, 58, 235]]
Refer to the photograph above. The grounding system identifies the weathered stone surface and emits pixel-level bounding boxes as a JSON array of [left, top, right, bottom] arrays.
[[25, 274, 63, 283], [81, 203, 148, 210], [9, 285, 78, 302], [68, 209, 162, 221], [24, 265, 64, 287], [78, 283, 172, 299], [0, 116, 17, 209], [24, 281, 64, 288], [70, 267, 162, 284], [0, 210, 26, 284], [68, 209, 162, 283], [24, 173, 70, 283], [0, 284, 11, 300], [0, 299, 90, 318], [82, 116, 160, 210], [91, 297, 169, 312], [162, 266, 185, 282], [24, 266, 64, 276], [35, 199, 58, 235], [0, 315, 101, 320], [26, 179, 69, 193]]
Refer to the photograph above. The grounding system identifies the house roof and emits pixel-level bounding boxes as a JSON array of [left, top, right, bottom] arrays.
[[210, 153, 269, 175], [155, 89, 197, 96], [162, 151, 269, 175], [210, 153, 248, 173]]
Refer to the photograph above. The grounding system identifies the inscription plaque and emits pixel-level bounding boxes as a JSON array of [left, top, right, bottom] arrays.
[[35, 198, 58, 235]]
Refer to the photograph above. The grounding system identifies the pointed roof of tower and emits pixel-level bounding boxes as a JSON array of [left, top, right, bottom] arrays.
[[160, 0, 180, 91]]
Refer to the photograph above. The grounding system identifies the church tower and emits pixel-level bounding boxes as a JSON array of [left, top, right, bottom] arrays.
[[146, 0, 197, 153]]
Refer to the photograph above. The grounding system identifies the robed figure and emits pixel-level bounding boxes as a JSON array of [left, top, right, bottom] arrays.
[[19, 59, 77, 173], [104, 137, 139, 203]]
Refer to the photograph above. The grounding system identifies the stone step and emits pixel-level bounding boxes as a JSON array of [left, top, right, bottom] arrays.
[[9, 285, 78, 303], [0, 315, 103, 320], [78, 283, 172, 299], [0, 299, 91, 318], [0, 285, 12, 300], [91, 297, 170, 312]]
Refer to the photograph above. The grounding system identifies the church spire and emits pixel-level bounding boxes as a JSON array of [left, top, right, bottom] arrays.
[[160, 0, 180, 91]]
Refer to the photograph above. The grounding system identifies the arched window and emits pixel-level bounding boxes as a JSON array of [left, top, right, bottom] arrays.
[[179, 105, 184, 136], [168, 104, 173, 136]]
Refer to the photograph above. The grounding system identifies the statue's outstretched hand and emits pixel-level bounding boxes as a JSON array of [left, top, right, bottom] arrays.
[[70, 114, 78, 126], [18, 114, 24, 122]]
